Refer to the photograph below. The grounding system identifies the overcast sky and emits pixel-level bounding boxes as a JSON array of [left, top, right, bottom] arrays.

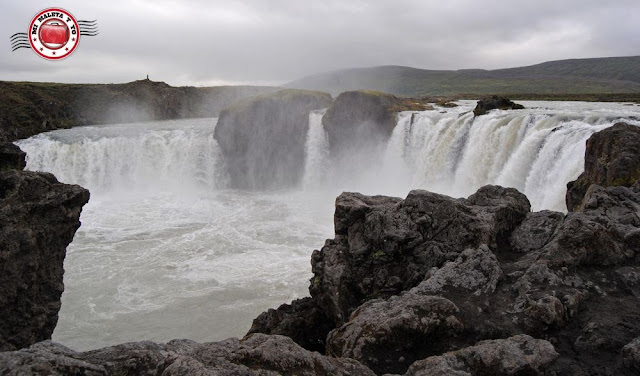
[[1, 0, 639, 86]]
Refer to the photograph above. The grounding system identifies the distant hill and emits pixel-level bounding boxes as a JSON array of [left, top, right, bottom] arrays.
[[286, 56, 640, 97]]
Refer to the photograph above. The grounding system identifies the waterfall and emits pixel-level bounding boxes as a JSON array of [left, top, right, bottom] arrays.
[[381, 102, 640, 211], [17, 102, 640, 211], [16, 119, 227, 194], [302, 109, 329, 188]]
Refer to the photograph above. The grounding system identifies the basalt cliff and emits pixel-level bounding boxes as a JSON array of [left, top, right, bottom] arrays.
[[0, 143, 89, 352]]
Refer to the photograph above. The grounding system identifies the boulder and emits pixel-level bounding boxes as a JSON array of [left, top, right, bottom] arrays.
[[326, 294, 463, 375], [214, 89, 332, 189], [536, 184, 640, 268], [566, 122, 640, 211], [0, 143, 26, 171], [0, 168, 89, 351], [247, 296, 333, 353], [623, 337, 640, 371], [404, 335, 558, 376], [473, 96, 524, 116], [0, 334, 376, 375], [436, 99, 458, 108], [508, 211, 564, 254], [410, 245, 503, 296]]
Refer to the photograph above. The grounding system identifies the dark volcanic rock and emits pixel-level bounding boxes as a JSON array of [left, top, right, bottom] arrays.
[[473, 95, 524, 116], [508, 210, 564, 254], [404, 335, 558, 376], [312, 185, 529, 326], [0, 143, 26, 171], [250, 186, 530, 354], [623, 337, 640, 371], [0, 334, 376, 375], [247, 297, 333, 353], [322, 90, 432, 156], [566, 122, 640, 211], [410, 245, 503, 296], [326, 294, 463, 375], [214, 89, 332, 189], [251, 179, 640, 375], [0, 168, 89, 351]]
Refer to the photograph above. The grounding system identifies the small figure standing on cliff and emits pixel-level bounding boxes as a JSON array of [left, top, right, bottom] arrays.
[[146, 74, 149, 80]]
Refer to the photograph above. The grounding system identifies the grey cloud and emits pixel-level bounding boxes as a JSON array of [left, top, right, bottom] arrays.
[[1, 0, 638, 86]]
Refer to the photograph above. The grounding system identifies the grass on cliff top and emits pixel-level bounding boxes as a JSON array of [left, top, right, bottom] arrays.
[[287, 56, 640, 97]]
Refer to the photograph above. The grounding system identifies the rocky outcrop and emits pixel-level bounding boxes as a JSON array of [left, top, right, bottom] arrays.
[[250, 180, 640, 375], [0, 143, 26, 171], [326, 294, 464, 374], [311, 186, 530, 327], [322, 90, 432, 156], [566, 122, 640, 211], [214, 89, 332, 189], [473, 95, 524, 116], [623, 337, 640, 371], [0, 80, 279, 142], [404, 335, 558, 376], [0, 334, 376, 375], [248, 297, 333, 353], [0, 146, 89, 351]]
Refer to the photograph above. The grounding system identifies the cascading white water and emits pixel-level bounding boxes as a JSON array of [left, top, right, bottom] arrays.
[[18, 119, 228, 194], [302, 109, 329, 188], [363, 101, 640, 211], [14, 101, 640, 351]]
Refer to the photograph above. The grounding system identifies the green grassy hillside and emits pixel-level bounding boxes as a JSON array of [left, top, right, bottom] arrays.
[[286, 56, 640, 97]]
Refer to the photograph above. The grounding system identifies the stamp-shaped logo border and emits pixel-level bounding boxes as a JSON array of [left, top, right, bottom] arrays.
[[10, 8, 98, 60], [29, 8, 80, 60]]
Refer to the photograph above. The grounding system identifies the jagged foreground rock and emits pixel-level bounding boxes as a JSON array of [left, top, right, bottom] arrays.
[[403, 334, 559, 376], [0, 334, 375, 376], [251, 177, 640, 375], [0, 143, 89, 351]]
